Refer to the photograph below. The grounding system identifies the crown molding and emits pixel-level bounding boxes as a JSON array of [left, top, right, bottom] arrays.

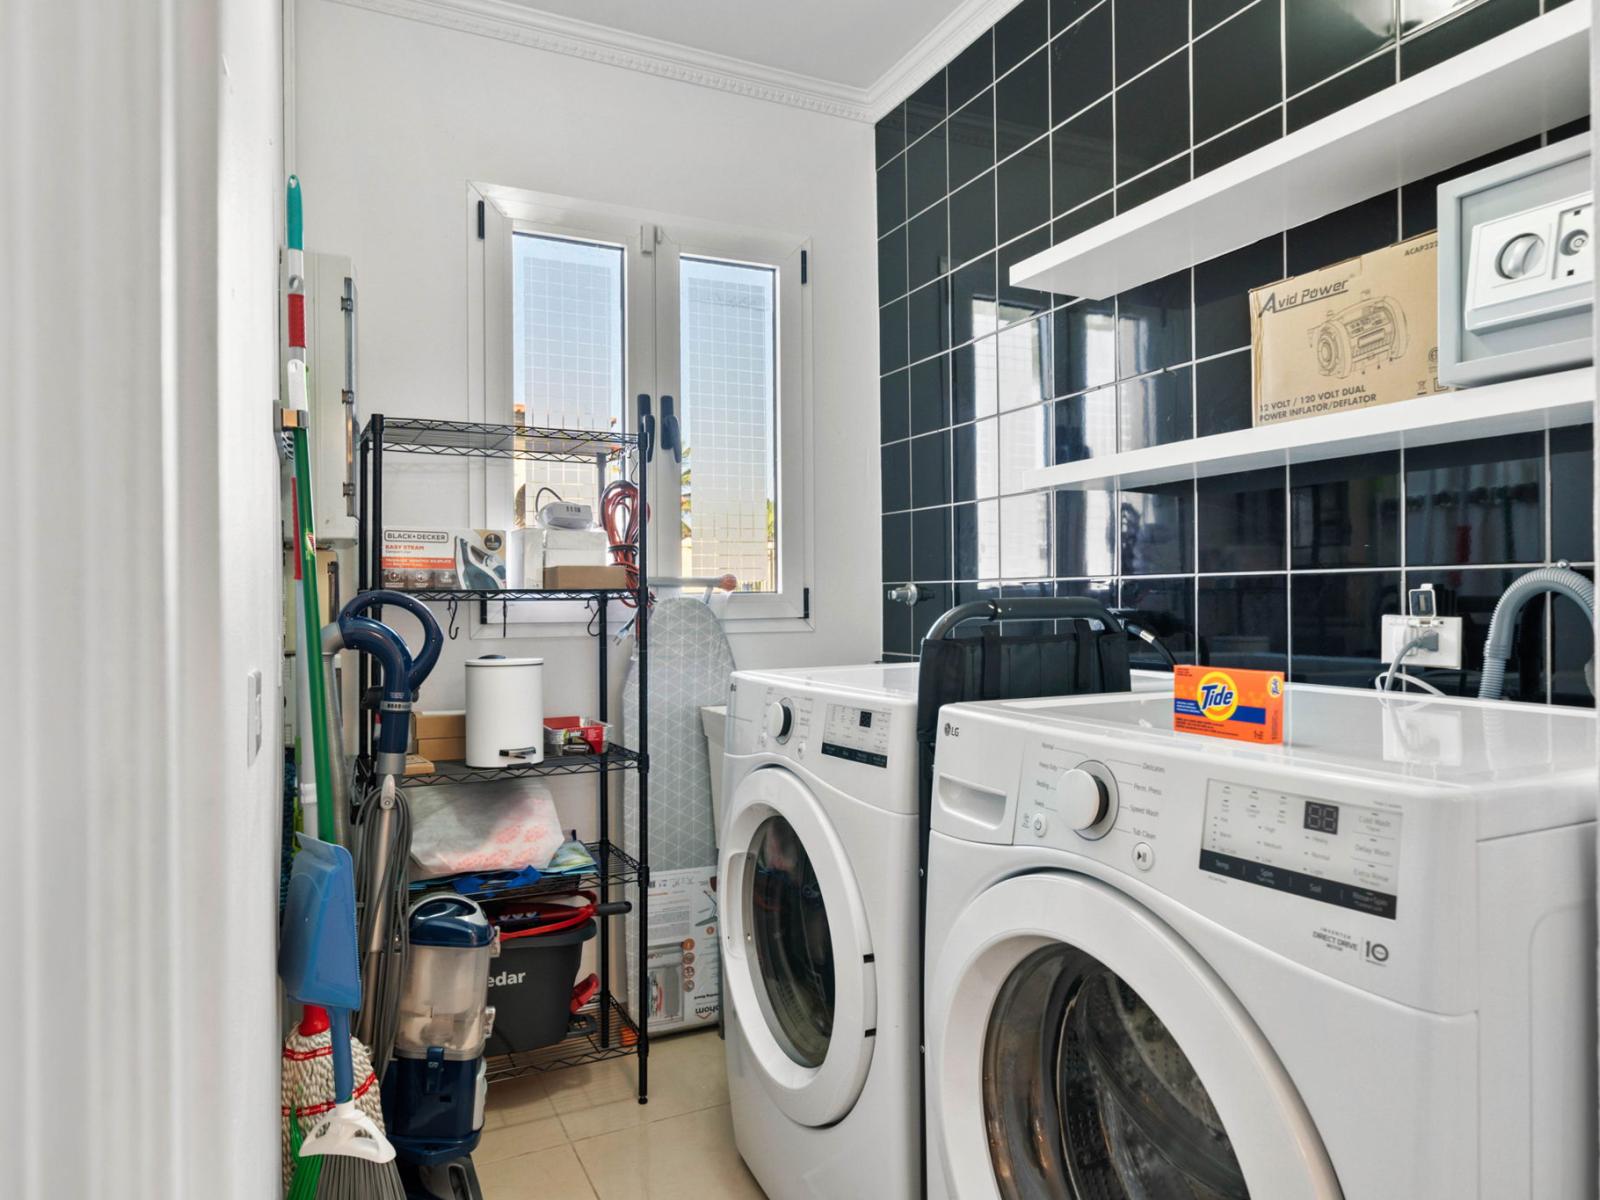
[[863, 0, 1024, 120], [328, 0, 882, 120]]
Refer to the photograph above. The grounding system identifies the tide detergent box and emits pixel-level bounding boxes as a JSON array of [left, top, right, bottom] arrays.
[[1174, 665, 1284, 744]]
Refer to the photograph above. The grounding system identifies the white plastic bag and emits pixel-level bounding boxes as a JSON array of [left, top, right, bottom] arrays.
[[408, 782, 566, 877]]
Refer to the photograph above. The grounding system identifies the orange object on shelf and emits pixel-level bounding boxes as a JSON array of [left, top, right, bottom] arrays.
[[1173, 665, 1284, 745]]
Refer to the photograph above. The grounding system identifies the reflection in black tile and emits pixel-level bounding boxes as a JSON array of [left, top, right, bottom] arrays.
[[875, 104, 906, 169], [954, 499, 1001, 579], [997, 139, 1051, 245], [1287, 52, 1392, 132], [909, 276, 951, 364], [1121, 482, 1196, 575], [1406, 568, 1547, 702], [1052, 0, 1103, 36], [951, 338, 998, 424], [1551, 570, 1594, 707], [1551, 425, 1594, 563], [1115, 52, 1189, 183], [1286, 191, 1398, 275], [1115, 0, 1188, 82], [907, 123, 949, 217], [1053, 97, 1114, 217], [998, 227, 1054, 316], [1400, 135, 1541, 239], [1290, 451, 1401, 568], [951, 254, 998, 347], [999, 403, 1052, 481], [1195, 109, 1281, 176], [908, 200, 949, 291], [880, 370, 910, 443], [882, 512, 911, 581], [1290, 572, 1401, 689], [1119, 367, 1193, 453], [1055, 194, 1117, 244], [878, 227, 907, 305], [996, 318, 1050, 415], [910, 355, 951, 436], [1053, 299, 1118, 395], [1194, 351, 1253, 438], [997, 49, 1050, 158], [1051, 3, 1114, 124], [1405, 433, 1543, 566], [1401, 0, 1537, 76], [1117, 269, 1192, 376], [882, 587, 913, 656], [948, 92, 997, 191], [912, 430, 952, 508], [880, 297, 908, 374], [1194, 0, 1253, 36], [1119, 576, 1197, 664], [953, 416, 1000, 500], [1054, 386, 1118, 465], [1055, 486, 1117, 576], [948, 30, 994, 111], [1002, 492, 1054, 578], [1195, 235, 1283, 357], [881, 440, 911, 512], [877, 154, 906, 233], [997, 0, 1049, 74], [911, 583, 955, 644], [950, 175, 997, 269], [1198, 575, 1288, 672], [913, 506, 953, 580], [1117, 154, 1191, 210], [907, 72, 947, 136], [1284, 0, 1395, 96], [1193, 0, 1281, 144], [1198, 468, 1285, 572]]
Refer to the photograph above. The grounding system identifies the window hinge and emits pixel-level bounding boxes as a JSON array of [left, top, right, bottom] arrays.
[[803, 586, 811, 620], [476, 200, 485, 240], [800, 249, 808, 284]]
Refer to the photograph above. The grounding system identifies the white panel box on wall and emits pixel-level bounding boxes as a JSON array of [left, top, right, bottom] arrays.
[[286, 251, 360, 544], [1438, 135, 1593, 387]]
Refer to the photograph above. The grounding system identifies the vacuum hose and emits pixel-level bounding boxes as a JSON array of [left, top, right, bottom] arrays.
[[1477, 566, 1596, 701]]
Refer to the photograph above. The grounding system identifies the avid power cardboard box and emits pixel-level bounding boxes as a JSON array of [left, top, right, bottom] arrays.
[[1251, 233, 1450, 427]]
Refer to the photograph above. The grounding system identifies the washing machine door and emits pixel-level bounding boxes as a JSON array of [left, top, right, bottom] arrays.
[[719, 766, 877, 1128], [928, 872, 1341, 1200]]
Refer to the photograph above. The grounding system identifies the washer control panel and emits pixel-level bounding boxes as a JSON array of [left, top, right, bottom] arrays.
[[820, 703, 892, 768], [1017, 735, 1119, 841], [1199, 780, 1402, 919]]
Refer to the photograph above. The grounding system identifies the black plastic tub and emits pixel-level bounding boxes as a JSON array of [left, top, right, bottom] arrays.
[[484, 917, 596, 1054]]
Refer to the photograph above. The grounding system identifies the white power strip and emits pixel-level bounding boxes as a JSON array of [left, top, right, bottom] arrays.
[[1380, 614, 1464, 669]]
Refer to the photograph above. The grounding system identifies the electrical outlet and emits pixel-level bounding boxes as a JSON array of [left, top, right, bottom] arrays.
[[1381, 615, 1464, 670]]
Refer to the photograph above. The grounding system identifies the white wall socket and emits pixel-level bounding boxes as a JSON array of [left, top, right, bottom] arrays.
[[1381, 615, 1464, 670]]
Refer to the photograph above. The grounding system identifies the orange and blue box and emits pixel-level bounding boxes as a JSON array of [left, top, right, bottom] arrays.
[[1173, 665, 1284, 744]]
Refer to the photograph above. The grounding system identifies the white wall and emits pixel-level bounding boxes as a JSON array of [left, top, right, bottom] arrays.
[[291, 1, 883, 768], [3, 0, 284, 1195]]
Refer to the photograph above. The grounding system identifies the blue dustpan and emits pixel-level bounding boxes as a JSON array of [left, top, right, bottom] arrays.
[[279, 835, 361, 1011]]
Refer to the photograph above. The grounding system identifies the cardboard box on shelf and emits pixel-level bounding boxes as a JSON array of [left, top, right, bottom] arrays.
[[543, 564, 632, 589], [381, 528, 507, 591], [1251, 233, 1451, 427], [417, 735, 466, 763], [404, 753, 435, 777], [414, 710, 465, 740]]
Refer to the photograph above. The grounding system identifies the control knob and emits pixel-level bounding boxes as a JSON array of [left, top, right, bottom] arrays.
[[1059, 768, 1111, 831], [766, 700, 795, 743]]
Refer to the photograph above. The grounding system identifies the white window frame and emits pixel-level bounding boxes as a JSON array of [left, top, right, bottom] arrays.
[[469, 182, 814, 630]]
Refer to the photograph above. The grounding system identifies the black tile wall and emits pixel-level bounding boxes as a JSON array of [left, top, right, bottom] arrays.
[[875, 0, 1592, 705]]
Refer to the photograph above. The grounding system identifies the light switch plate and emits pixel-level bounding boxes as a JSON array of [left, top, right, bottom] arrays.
[[1381, 615, 1463, 670], [246, 669, 263, 764]]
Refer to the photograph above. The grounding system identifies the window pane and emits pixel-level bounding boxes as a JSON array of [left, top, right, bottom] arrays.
[[679, 257, 778, 592], [511, 232, 625, 524]]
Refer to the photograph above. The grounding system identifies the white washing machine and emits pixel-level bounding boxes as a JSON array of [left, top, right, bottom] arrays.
[[924, 686, 1597, 1200], [719, 663, 922, 1199]]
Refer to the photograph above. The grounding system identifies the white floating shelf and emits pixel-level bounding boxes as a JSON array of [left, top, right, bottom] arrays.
[[1023, 369, 1594, 494], [1011, 4, 1591, 300]]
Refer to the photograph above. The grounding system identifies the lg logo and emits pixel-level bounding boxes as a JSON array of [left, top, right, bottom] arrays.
[[943, 722, 960, 738], [1365, 941, 1389, 965]]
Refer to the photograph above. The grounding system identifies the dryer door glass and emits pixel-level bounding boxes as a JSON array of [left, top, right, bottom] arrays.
[[748, 814, 835, 1068], [983, 944, 1249, 1199]]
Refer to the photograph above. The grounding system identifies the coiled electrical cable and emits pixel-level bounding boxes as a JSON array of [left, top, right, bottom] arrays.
[[601, 479, 647, 605]]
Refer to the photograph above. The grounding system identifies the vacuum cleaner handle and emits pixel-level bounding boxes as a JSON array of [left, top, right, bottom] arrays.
[[339, 589, 444, 689], [336, 615, 414, 757], [924, 597, 1124, 643]]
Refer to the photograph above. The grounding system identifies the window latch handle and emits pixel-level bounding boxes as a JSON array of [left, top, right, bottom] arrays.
[[660, 395, 681, 465]]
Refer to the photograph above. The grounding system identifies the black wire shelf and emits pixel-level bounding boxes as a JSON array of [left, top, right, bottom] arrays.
[[401, 745, 642, 788], [396, 588, 634, 604], [413, 840, 642, 906], [485, 996, 640, 1082], [367, 417, 638, 464]]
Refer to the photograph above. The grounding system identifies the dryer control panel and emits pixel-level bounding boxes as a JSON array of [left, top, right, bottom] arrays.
[[820, 703, 893, 768]]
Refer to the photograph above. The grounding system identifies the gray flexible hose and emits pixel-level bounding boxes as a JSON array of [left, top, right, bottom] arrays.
[[1478, 566, 1596, 701], [354, 772, 411, 1076]]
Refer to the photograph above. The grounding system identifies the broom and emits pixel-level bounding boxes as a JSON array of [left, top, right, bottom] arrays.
[[280, 1005, 388, 1194], [297, 1005, 406, 1199]]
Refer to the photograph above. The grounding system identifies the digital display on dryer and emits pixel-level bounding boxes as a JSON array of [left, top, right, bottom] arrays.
[[821, 704, 890, 768]]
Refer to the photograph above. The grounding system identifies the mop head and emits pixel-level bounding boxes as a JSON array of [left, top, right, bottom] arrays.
[[281, 1008, 387, 1194]]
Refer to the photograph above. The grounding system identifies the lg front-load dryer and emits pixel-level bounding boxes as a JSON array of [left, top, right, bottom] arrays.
[[719, 664, 921, 1200], [924, 686, 1597, 1200]]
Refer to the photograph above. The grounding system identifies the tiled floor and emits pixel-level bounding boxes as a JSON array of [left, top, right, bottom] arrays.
[[477, 1029, 766, 1199]]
